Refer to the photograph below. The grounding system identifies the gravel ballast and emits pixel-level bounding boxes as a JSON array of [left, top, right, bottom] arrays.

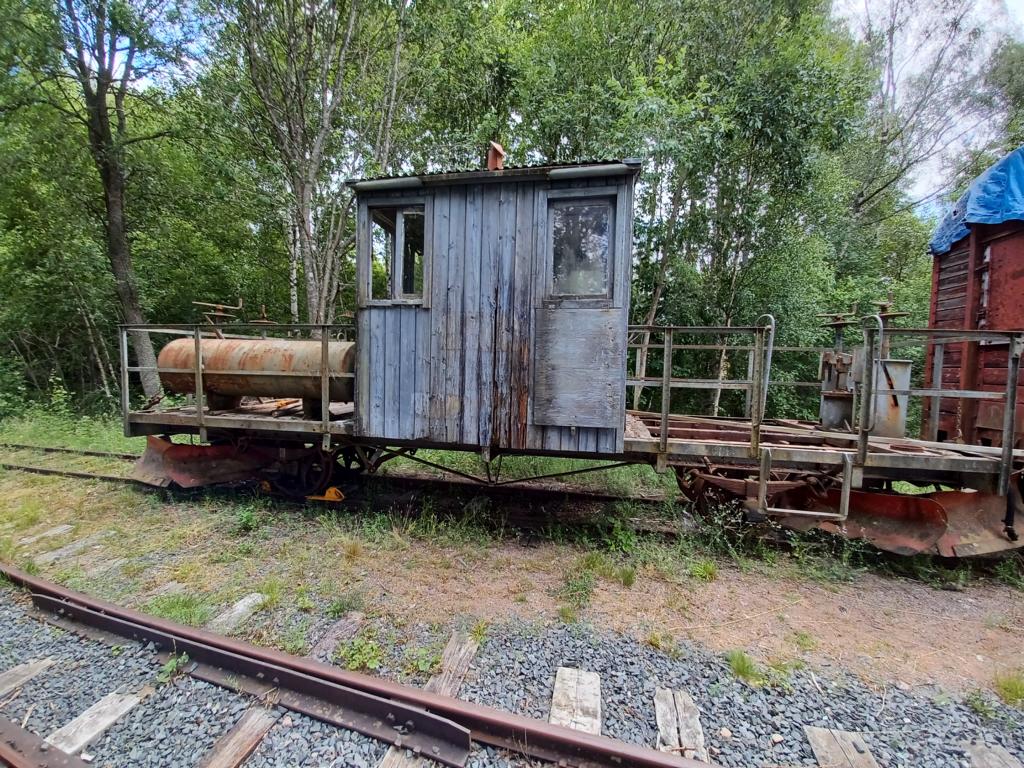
[[460, 620, 1024, 768]]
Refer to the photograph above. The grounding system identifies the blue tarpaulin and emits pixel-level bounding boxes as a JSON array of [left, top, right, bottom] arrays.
[[930, 145, 1024, 255]]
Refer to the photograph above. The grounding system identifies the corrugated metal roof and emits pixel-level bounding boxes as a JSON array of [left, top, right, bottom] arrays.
[[346, 158, 641, 187]]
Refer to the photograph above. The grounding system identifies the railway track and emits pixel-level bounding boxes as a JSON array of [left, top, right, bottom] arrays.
[[0, 564, 706, 768], [0, 443, 682, 535]]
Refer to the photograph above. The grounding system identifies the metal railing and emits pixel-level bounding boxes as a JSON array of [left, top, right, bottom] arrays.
[[856, 322, 1024, 495], [626, 316, 776, 457]]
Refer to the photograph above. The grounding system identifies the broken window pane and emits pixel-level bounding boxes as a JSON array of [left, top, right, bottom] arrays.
[[369, 205, 425, 301], [400, 209, 425, 297], [551, 201, 612, 297], [370, 207, 396, 300]]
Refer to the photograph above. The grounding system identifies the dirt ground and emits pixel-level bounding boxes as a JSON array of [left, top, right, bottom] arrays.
[[1, 470, 1022, 696]]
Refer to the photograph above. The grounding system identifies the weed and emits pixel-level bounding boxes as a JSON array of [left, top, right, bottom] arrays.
[[724, 649, 765, 686], [994, 556, 1024, 590], [156, 652, 190, 684], [403, 646, 442, 676], [259, 576, 285, 610], [993, 669, 1024, 707], [965, 688, 999, 720], [618, 565, 637, 588], [279, 621, 309, 655], [145, 593, 213, 626], [559, 568, 595, 611], [790, 630, 817, 652], [232, 500, 267, 535], [646, 632, 681, 659], [687, 558, 719, 582], [340, 536, 364, 563], [295, 585, 315, 613], [336, 630, 383, 671], [470, 619, 488, 645], [557, 605, 578, 623], [327, 589, 365, 618]]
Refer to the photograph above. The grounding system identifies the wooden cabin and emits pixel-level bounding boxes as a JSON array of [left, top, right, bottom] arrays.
[[347, 159, 641, 455], [926, 146, 1024, 446]]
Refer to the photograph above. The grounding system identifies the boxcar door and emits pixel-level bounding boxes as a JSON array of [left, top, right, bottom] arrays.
[[530, 185, 630, 452]]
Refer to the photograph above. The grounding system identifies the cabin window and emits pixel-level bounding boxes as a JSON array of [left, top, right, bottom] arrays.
[[549, 199, 613, 297], [369, 205, 426, 301]]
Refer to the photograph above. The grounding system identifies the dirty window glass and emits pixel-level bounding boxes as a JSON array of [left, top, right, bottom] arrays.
[[370, 205, 425, 301], [551, 201, 612, 297], [400, 210, 425, 297]]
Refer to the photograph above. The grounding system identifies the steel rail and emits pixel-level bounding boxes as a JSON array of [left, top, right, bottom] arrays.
[[0, 717, 90, 768], [0, 443, 139, 461], [0, 565, 709, 768]]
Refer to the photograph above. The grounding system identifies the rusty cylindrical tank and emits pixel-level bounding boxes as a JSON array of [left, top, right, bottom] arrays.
[[158, 338, 355, 402]]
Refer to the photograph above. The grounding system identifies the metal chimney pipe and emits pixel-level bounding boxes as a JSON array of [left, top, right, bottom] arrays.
[[487, 141, 506, 171]]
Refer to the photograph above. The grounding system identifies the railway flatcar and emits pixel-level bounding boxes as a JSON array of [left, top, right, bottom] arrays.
[[121, 149, 1024, 557]]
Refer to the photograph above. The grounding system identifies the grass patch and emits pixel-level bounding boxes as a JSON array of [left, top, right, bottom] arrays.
[[327, 589, 365, 617], [646, 631, 681, 659], [279, 621, 309, 655], [470, 619, 488, 645], [994, 555, 1024, 590], [559, 568, 595, 611], [790, 630, 817, 652], [259, 575, 286, 610], [993, 669, 1024, 707], [145, 592, 213, 626], [724, 649, 765, 686], [0, 408, 139, 455], [557, 605, 578, 623], [687, 558, 719, 582]]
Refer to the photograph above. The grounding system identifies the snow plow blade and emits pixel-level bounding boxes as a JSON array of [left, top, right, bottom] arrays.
[[776, 487, 1023, 557], [131, 435, 275, 489]]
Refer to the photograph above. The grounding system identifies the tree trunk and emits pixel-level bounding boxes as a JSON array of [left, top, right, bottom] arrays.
[[98, 158, 161, 398]]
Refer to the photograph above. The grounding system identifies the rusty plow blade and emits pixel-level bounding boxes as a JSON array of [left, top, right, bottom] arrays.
[[132, 436, 275, 489], [776, 487, 1024, 557]]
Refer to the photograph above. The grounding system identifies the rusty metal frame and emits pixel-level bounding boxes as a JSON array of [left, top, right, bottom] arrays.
[[119, 323, 357, 443], [0, 716, 90, 768]]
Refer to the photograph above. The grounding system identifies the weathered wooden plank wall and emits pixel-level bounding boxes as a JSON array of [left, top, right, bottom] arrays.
[[355, 174, 633, 453]]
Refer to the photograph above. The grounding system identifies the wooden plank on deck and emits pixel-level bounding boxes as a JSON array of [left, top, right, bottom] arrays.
[[549, 666, 601, 735], [46, 689, 148, 754], [654, 686, 708, 762], [0, 657, 55, 698], [963, 742, 1024, 768], [196, 706, 279, 768], [377, 631, 479, 768], [804, 726, 881, 768]]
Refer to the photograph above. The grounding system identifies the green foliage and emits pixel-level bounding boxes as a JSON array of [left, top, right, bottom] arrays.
[[724, 649, 765, 686], [156, 652, 190, 684], [687, 558, 719, 582], [403, 646, 442, 676], [336, 629, 384, 671]]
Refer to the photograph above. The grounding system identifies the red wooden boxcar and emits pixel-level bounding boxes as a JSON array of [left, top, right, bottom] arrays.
[[926, 146, 1024, 447]]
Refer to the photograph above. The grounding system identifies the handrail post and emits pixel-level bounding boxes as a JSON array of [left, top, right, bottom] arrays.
[[119, 327, 130, 437], [660, 330, 672, 454], [321, 325, 331, 451], [857, 324, 876, 466], [757, 448, 771, 513], [193, 325, 206, 442], [998, 335, 1022, 496], [750, 329, 763, 457], [928, 342, 944, 441]]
